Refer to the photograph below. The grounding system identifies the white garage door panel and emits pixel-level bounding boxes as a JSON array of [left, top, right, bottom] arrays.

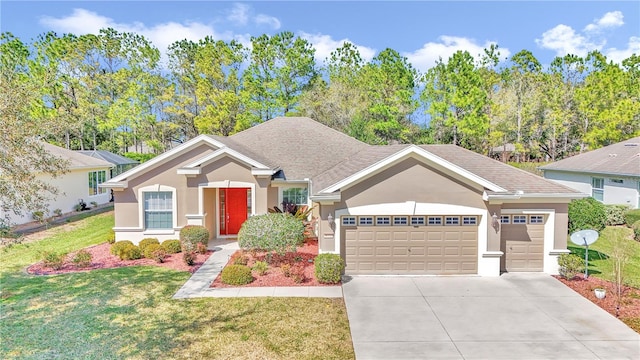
[[345, 224, 478, 275]]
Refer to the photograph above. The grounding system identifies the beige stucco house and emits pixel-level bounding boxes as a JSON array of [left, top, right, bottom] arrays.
[[102, 117, 584, 276]]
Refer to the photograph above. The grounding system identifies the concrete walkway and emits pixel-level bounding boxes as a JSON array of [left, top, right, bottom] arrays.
[[343, 274, 640, 360], [173, 239, 342, 299]]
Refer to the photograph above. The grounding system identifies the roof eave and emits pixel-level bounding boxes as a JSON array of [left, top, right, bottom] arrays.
[[541, 168, 640, 178]]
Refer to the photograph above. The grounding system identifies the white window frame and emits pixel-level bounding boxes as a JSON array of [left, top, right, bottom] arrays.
[[88, 170, 107, 196], [428, 216, 443, 225], [512, 215, 527, 224], [410, 216, 425, 226], [376, 216, 391, 225], [445, 216, 460, 225], [138, 184, 177, 233], [500, 215, 510, 224], [280, 187, 309, 207], [393, 216, 408, 225], [342, 216, 356, 226], [358, 216, 373, 226], [529, 215, 544, 224], [592, 177, 604, 202], [462, 216, 477, 225]]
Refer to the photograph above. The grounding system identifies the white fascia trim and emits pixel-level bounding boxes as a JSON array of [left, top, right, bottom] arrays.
[[320, 145, 505, 194], [251, 168, 278, 176], [106, 135, 225, 185], [177, 168, 202, 175], [100, 181, 128, 189], [184, 147, 271, 172], [310, 194, 341, 204], [487, 192, 587, 200]]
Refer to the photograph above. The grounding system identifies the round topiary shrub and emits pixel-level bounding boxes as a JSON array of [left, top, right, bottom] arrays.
[[557, 253, 583, 280], [314, 253, 345, 284], [110, 240, 134, 257], [221, 264, 254, 285], [139, 238, 160, 253], [568, 197, 606, 233], [120, 244, 142, 260], [161, 239, 182, 254], [143, 243, 161, 259], [72, 249, 92, 268], [238, 213, 304, 255], [604, 205, 629, 226], [180, 225, 210, 252]]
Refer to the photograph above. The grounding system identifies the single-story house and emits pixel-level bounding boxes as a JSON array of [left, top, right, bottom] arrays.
[[540, 137, 640, 209], [77, 150, 139, 177], [102, 117, 585, 276], [5, 142, 113, 226]]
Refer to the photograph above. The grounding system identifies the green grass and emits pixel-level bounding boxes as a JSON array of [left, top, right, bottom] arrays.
[[567, 226, 640, 289], [0, 212, 354, 359]]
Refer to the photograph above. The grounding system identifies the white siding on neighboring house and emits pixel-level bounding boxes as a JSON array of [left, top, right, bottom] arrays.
[[544, 170, 640, 209]]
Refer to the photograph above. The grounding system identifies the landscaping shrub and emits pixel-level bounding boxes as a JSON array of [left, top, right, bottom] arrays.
[[632, 220, 640, 242], [290, 263, 305, 283], [197, 242, 208, 255], [183, 251, 196, 266], [119, 244, 142, 260], [557, 253, 583, 280], [180, 225, 209, 252], [568, 197, 606, 233], [238, 213, 304, 254], [72, 249, 92, 268], [144, 244, 166, 263], [143, 243, 161, 259], [252, 261, 268, 276], [314, 253, 345, 284], [41, 251, 66, 270], [604, 205, 629, 226], [281, 263, 292, 277], [231, 251, 249, 265], [161, 239, 182, 254], [221, 264, 254, 285], [139, 238, 160, 253], [624, 209, 640, 227], [110, 240, 134, 257], [107, 230, 116, 244]]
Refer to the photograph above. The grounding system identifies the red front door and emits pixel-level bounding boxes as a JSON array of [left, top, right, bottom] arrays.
[[220, 188, 249, 235]]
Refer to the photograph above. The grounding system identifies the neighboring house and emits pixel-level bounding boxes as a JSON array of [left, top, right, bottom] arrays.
[[540, 137, 640, 209], [6, 142, 112, 226], [77, 150, 139, 177], [102, 117, 584, 276]]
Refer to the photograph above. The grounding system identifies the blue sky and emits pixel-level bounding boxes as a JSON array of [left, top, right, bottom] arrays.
[[1, 1, 639, 72]]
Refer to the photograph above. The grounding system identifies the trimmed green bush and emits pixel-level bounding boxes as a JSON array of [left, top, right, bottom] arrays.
[[139, 238, 160, 253], [632, 220, 640, 242], [41, 251, 66, 270], [161, 239, 182, 254], [72, 249, 92, 268], [238, 213, 304, 254], [143, 243, 161, 259], [624, 209, 640, 227], [183, 251, 196, 266], [107, 231, 116, 244], [314, 253, 345, 284], [558, 253, 583, 280], [110, 240, 134, 257], [252, 261, 269, 276], [180, 225, 210, 252], [604, 205, 629, 226], [143, 244, 166, 263], [221, 264, 254, 285], [119, 244, 142, 260], [568, 197, 606, 233]]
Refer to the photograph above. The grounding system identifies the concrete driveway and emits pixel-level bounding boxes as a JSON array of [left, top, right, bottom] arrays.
[[342, 274, 640, 359]]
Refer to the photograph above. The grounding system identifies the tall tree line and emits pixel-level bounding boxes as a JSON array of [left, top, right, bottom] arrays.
[[2, 29, 638, 161]]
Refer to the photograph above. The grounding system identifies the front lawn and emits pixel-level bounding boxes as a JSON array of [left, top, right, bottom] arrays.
[[0, 212, 354, 359]]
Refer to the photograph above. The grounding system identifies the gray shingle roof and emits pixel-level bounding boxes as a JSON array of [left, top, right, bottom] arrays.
[[42, 143, 112, 169], [312, 144, 579, 195], [230, 117, 369, 180], [76, 150, 139, 166], [539, 137, 640, 176]]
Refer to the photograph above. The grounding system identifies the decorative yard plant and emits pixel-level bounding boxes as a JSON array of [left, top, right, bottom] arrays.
[[557, 253, 583, 280], [238, 213, 304, 255], [179, 225, 209, 252], [314, 253, 345, 283], [568, 197, 606, 233]]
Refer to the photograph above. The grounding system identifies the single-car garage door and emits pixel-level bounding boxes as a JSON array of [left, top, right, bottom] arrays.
[[343, 215, 478, 275], [501, 214, 545, 272]]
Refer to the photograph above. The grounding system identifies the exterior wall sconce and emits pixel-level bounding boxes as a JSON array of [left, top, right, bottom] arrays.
[[327, 213, 334, 225], [491, 212, 500, 231]]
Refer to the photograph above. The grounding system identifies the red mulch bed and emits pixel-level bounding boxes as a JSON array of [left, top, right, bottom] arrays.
[[555, 274, 640, 331], [211, 239, 336, 288], [26, 242, 213, 275]]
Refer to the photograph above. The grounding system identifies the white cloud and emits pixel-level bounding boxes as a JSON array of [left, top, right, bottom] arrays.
[[535, 24, 601, 57], [227, 3, 250, 26], [40, 8, 111, 34], [584, 11, 624, 32], [404, 36, 510, 73], [299, 32, 376, 65], [254, 14, 281, 29], [605, 36, 640, 64]]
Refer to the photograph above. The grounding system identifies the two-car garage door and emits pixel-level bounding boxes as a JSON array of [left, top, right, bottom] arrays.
[[343, 215, 478, 275]]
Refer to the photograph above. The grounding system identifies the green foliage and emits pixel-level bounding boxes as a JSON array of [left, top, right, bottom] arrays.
[[32, 211, 45, 222], [139, 238, 160, 253], [142, 243, 160, 259], [119, 244, 142, 260], [143, 244, 166, 263], [107, 230, 116, 244], [41, 251, 66, 270], [72, 249, 92, 268], [123, 152, 156, 163], [221, 264, 254, 285], [624, 209, 640, 227], [632, 220, 640, 242], [568, 197, 606, 233], [604, 205, 629, 226], [238, 213, 304, 255], [161, 239, 182, 254], [557, 253, 583, 280], [314, 254, 345, 284], [251, 261, 268, 276], [110, 240, 134, 257], [232, 252, 249, 265], [182, 251, 196, 266], [179, 225, 209, 252]]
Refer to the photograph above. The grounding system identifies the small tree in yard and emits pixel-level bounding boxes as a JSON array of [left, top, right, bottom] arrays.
[[238, 213, 304, 255], [568, 197, 606, 233], [608, 230, 637, 317]]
